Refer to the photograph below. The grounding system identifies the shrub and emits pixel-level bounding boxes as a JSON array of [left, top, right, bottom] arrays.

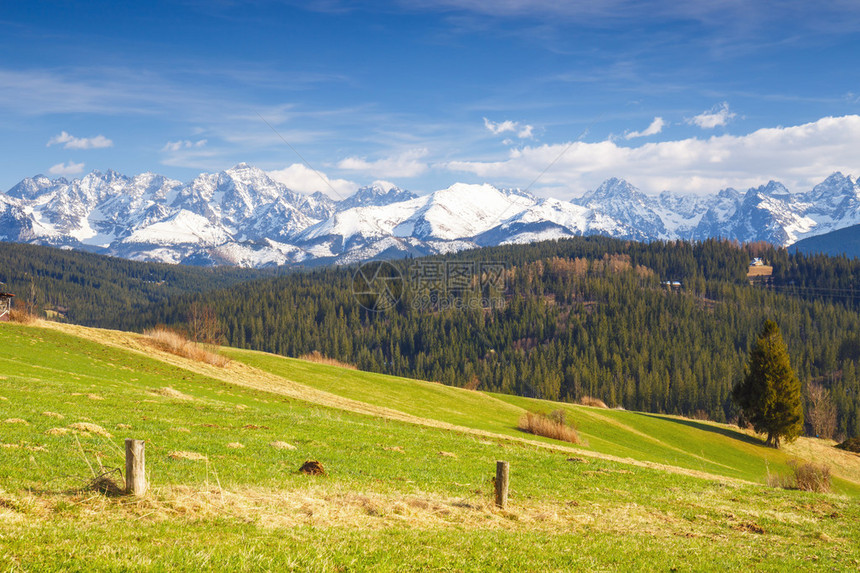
[[836, 437, 860, 453], [299, 350, 357, 370], [518, 410, 581, 445], [9, 309, 37, 324], [768, 460, 831, 493], [463, 375, 481, 391], [791, 461, 831, 493], [579, 396, 608, 409], [145, 328, 228, 367]]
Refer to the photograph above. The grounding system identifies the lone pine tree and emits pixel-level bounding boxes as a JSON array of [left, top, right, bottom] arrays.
[[733, 319, 804, 448]]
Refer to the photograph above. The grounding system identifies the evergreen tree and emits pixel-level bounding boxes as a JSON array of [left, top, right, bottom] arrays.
[[733, 320, 804, 448]]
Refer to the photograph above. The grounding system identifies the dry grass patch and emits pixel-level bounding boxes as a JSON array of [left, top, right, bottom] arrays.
[[46, 428, 70, 436], [9, 309, 37, 324], [67, 422, 112, 438], [518, 410, 582, 445], [145, 327, 229, 367], [152, 386, 194, 400], [42, 411, 64, 419], [299, 350, 357, 370], [746, 265, 773, 277], [4, 418, 29, 425], [270, 441, 296, 450], [226, 442, 244, 449], [169, 451, 208, 461], [579, 396, 608, 408], [87, 394, 104, 401]]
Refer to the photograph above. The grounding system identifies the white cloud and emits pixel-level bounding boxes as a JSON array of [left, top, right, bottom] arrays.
[[337, 148, 429, 178], [161, 139, 207, 152], [46, 131, 113, 150], [48, 161, 85, 176], [267, 163, 358, 198], [625, 117, 665, 139], [687, 102, 736, 129], [445, 115, 860, 197], [484, 118, 535, 139]]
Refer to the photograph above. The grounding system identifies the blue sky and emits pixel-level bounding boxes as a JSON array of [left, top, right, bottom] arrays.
[[2, 0, 860, 199]]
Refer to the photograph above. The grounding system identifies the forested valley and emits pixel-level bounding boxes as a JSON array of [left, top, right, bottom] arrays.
[[4, 237, 860, 439]]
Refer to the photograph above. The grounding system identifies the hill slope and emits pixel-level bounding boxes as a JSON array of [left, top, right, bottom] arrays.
[[790, 223, 860, 258], [2, 320, 859, 570]]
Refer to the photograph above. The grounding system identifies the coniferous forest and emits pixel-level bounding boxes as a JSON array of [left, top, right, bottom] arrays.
[[3, 237, 860, 439]]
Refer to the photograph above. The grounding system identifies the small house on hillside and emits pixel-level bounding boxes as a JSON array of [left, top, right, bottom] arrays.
[[0, 292, 14, 322]]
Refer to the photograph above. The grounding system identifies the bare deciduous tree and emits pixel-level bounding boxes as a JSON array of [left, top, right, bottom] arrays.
[[806, 382, 837, 440], [187, 302, 222, 345]]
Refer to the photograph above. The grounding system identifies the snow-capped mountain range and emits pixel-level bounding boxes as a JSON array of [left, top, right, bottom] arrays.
[[1, 163, 858, 268]]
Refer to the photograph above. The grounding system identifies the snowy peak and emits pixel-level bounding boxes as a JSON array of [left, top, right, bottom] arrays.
[[575, 177, 645, 205], [3, 166, 860, 268], [338, 182, 418, 211]]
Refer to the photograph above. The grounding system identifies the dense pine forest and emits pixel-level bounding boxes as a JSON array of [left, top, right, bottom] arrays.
[[4, 237, 860, 439], [0, 243, 274, 325]]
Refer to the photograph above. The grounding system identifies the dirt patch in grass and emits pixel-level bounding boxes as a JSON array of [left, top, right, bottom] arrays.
[[732, 521, 766, 534], [299, 460, 326, 476], [4, 418, 29, 425], [89, 472, 126, 497], [226, 442, 244, 449]]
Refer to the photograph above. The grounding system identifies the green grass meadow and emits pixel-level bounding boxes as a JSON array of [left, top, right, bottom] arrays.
[[2, 321, 860, 571]]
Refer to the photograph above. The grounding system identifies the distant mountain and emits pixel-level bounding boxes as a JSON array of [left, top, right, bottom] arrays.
[[789, 224, 860, 258], [337, 182, 418, 211], [1, 164, 859, 268]]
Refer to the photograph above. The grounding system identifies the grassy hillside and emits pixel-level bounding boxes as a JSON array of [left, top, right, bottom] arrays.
[[223, 346, 860, 493], [2, 320, 860, 571]]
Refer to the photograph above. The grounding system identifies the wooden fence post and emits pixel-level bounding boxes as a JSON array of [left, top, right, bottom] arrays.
[[495, 460, 509, 509], [125, 439, 146, 496]]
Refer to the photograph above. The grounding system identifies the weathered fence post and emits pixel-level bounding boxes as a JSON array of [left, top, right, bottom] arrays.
[[125, 439, 146, 496], [495, 460, 509, 509]]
